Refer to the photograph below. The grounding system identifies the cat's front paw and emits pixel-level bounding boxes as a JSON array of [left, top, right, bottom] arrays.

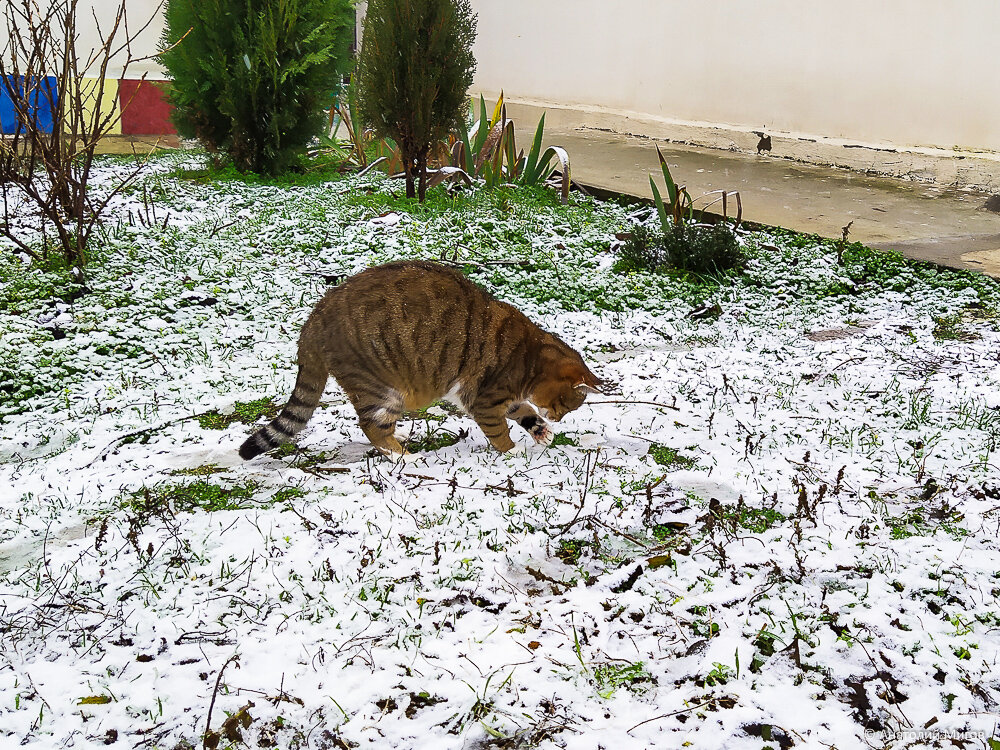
[[529, 421, 554, 446], [517, 414, 552, 446]]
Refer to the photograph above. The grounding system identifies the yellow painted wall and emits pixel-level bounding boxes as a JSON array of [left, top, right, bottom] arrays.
[[76, 78, 121, 135]]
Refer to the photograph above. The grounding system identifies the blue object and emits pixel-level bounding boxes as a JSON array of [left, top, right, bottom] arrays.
[[0, 75, 58, 134], [0, 76, 16, 134]]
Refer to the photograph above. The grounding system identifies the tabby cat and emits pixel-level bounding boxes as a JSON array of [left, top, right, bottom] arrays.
[[239, 261, 601, 459]]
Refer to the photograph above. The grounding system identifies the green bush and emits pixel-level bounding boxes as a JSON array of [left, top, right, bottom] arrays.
[[357, 0, 477, 200], [615, 222, 744, 276], [160, 0, 354, 175]]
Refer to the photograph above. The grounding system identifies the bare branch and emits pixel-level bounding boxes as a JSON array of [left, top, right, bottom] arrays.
[[0, 0, 163, 267]]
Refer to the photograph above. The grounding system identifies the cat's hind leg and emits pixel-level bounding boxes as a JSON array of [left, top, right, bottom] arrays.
[[346, 385, 406, 455], [507, 402, 553, 446]]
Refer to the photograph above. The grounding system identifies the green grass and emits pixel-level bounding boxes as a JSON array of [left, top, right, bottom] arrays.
[[168, 154, 349, 187], [271, 487, 307, 504], [0, 251, 90, 314], [0, 344, 71, 410], [734, 506, 787, 534], [550, 433, 579, 447], [709, 502, 787, 534], [197, 398, 281, 430], [751, 229, 1000, 305], [593, 662, 654, 697], [406, 427, 465, 453], [651, 523, 688, 542], [886, 506, 968, 540], [932, 313, 977, 341], [555, 538, 591, 565], [122, 480, 261, 515], [647, 443, 698, 470], [114, 480, 306, 519], [167, 464, 227, 477]]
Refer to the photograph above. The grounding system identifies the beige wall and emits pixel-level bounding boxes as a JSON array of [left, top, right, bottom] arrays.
[[0, 0, 166, 79], [12, 2, 997, 180], [467, 0, 1000, 157]]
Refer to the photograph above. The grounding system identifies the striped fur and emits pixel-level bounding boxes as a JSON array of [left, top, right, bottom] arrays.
[[239, 351, 326, 459], [239, 260, 601, 459]]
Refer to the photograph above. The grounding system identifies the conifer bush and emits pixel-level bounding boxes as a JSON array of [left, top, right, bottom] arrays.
[[357, 0, 476, 201], [160, 0, 354, 175]]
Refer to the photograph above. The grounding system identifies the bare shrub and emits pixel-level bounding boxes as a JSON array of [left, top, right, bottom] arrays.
[[0, 0, 163, 267]]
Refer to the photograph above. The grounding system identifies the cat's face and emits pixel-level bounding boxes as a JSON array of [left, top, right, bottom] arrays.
[[532, 361, 601, 422]]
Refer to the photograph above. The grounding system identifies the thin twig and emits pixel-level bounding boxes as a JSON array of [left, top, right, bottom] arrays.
[[588, 399, 680, 410], [626, 698, 723, 734], [203, 654, 240, 749]]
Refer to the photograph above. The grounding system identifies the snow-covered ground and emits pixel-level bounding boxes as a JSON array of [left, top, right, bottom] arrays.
[[2, 156, 999, 749]]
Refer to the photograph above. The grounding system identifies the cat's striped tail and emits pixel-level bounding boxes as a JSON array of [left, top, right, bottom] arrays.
[[239, 351, 327, 460]]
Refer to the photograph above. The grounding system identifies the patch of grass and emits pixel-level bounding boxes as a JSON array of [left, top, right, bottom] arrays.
[[839, 242, 910, 287], [122, 480, 261, 515], [761, 229, 1000, 303], [712, 502, 787, 534], [0, 345, 71, 413], [555, 538, 592, 565], [886, 506, 968, 540], [279, 445, 343, 470], [344, 183, 489, 219], [198, 398, 280, 430], [953, 397, 1000, 436], [932, 314, 978, 342], [271, 487, 307, 504], [902, 390, 933, 429], [273, 443, 300, 459], [167, 464, 227, 477], [550, 433, 579, 447], [169, 153, 349, 187], [651, 523, 687, 542], [736, 506, 787, 534], [593, 661, 654, 697], [406, 426, 466, 453], [402, 404, 449, 422], [647, 443, 698, 470], [345, 182, 570, 221], [0, 251, 90, 313]]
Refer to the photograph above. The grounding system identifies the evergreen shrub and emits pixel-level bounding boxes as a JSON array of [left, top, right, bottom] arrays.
[[161, 0, 354, 174], [357, 0, 476, 201]]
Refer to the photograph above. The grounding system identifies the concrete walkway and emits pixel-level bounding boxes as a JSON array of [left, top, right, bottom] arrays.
[[527, 117, 1000, 277]]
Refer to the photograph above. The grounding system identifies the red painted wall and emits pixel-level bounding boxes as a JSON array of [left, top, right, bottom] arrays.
[[119, 79, 176, 136]]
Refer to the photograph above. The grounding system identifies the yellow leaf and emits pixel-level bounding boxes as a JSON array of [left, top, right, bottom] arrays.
[[490, 91, 504, 127], [646, 554, 673, 570], [77, 695, 112, 705]]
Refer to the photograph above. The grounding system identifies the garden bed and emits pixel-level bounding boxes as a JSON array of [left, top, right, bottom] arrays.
[[2, 153, 999, 748]]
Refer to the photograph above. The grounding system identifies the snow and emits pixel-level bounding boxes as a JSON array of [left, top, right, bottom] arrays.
[[2, 154, 1000, 748]]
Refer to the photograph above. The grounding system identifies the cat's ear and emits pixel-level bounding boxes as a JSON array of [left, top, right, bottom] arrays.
[[574, 381, 602, 395]]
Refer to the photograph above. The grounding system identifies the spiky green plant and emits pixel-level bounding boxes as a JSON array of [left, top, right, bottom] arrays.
[[452, 93, 572, 202]]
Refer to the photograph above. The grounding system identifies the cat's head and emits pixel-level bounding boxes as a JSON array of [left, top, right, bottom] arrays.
[[532, 355, 603, 422]]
